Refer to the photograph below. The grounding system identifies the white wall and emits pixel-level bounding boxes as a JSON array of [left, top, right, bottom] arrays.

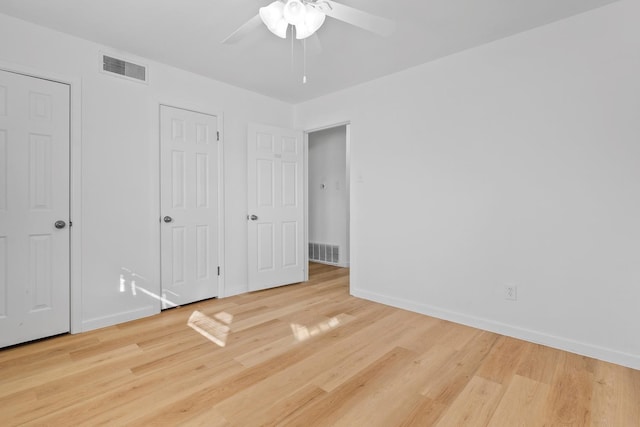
[[295, 0, 640, 369], [308, 126, 349, 266], [0, 13, 294, 331]]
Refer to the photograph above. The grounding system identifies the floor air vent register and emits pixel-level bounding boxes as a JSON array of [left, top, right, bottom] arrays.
[[309, 243, 339, 264]]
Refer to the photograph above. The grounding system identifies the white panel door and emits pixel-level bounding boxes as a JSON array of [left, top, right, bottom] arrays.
[[248, 123, 304, 291], [160, 106, 219, 308], [0, 69, 70, 348]]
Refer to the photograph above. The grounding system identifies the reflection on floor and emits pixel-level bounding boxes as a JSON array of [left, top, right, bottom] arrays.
[[187, 310, 233, 347], [290, 316, 342, 342]]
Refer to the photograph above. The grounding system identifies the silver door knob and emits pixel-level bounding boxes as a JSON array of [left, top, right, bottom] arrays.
[[54, 220, 66, 229], [163, 216, 173, 223], [249, 214, 258, 221]]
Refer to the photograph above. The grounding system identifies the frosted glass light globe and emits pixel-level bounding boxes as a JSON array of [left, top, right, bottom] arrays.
[[259, 1, 288, 38], [284, 0, 307, 26]]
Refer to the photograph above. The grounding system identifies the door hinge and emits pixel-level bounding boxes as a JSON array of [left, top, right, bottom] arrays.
[[216, 131, 220, 141], [217, 266, 220, 276]]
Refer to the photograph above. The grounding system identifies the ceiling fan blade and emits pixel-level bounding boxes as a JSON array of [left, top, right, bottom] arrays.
[[322, 0, 396, 37], [221, 14, 263, 44]]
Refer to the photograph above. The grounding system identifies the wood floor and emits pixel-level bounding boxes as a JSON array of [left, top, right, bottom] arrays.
[[1, 263, 639, 426]]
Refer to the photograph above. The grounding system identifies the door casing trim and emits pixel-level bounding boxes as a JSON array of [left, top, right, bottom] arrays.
[[303, 121, 351, 282]]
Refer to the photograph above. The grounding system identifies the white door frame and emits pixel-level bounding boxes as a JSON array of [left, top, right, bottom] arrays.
[[303, 121, 351, 281], [0, 60, 83, 334], [158, 103, 225, 299]]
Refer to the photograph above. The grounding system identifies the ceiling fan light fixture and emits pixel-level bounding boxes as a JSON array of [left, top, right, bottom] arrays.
[[283, 0, 307, 26], [295, 5, 326, 39], [259, 1, 288, 38]]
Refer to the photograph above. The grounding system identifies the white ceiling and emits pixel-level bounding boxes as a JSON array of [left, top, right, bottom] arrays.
[[0, 0, 618, 103]]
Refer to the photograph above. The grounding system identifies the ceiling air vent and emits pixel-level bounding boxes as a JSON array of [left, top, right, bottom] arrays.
[[102, 55, 147, 83]]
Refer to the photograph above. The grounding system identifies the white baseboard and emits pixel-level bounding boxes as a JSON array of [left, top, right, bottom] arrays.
[[221, 286, 247, 298], [351, 287, 640, 371], [310, 260, 350, 268], [80, 305, 158, 332]]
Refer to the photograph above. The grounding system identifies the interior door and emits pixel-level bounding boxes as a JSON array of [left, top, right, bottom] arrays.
[[0, 69, 70, 348], [160, 105, 219, 308], [247, 123, 304, 291]]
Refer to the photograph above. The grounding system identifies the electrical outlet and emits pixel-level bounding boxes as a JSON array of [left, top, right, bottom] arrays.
[[504, 285, 517, 301]]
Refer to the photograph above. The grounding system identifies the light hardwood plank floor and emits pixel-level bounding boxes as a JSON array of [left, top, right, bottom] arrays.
[[1, 263, 639, 426]]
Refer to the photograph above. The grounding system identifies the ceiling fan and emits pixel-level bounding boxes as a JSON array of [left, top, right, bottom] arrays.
[[221, 0, 396, 44]]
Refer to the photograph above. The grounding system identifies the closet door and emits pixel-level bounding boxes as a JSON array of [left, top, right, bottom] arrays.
[[0, 69, 70, 348]]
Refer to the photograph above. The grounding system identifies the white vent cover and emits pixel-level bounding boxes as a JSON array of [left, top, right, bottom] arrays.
[[309, 243, 340, 264], [102, 55, 147, 82]]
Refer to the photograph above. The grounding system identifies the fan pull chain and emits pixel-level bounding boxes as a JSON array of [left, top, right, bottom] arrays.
[[303, 38, 307, 84], [290, 25, 294, 71]]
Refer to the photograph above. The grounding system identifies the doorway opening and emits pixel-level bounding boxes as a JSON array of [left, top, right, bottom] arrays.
[[306, 124, 350, 269]]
